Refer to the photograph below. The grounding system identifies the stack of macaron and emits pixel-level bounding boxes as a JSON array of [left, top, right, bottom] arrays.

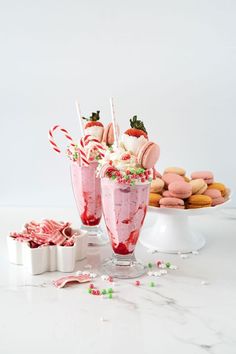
[[149, 167, 230, 209]]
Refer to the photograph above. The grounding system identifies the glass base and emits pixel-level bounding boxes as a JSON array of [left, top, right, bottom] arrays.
[[80, 224, 108, 246], [102, 253, 146, 279]]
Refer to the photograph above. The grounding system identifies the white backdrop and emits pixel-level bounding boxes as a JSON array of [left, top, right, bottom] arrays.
[[1, 0, 235, 207]]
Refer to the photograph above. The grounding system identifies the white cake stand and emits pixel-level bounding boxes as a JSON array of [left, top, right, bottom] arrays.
[[140, 198, 231, 254]]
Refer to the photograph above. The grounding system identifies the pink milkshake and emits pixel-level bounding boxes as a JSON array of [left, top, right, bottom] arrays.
[[98, 115, 160, 278], [101, 178, 149, 255], [71, 162, 102, 226]]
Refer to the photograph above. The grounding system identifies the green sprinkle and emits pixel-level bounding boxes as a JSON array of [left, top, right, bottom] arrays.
[[150, 282, 155, 287], [166, 262, 171, 268], [124, 175, 130, 180], [108, 293, 113, 299], [107, 288, 113, 294], [130, 168, 136, 174], [148, 263, 153, 268], [130, 181, 135, 186], [111, 175, 116, 180], [148, 177, 153, 182], [101, 289, 107, 295], [88, 288, 92, 294], [73, 152, 78, 160]]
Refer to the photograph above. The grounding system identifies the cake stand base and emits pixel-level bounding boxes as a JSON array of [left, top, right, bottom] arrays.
[[141, 211, 205, 254]]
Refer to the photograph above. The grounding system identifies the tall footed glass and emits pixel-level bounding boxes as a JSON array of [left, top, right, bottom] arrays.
[[70, 161, 107, 245], [101, 178, 150, 278]]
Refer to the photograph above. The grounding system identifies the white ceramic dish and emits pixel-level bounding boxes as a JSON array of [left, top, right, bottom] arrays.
[[7, 229, 88, 275], [140, 198, 231, 254]]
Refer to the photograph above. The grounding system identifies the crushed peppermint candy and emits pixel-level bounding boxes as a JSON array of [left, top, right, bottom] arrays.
[[53, 274, 91, 288], [10, 219, 78, 248]]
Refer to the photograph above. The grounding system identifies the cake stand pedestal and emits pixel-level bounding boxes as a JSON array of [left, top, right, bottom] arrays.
[[141, 200, 230, 254]]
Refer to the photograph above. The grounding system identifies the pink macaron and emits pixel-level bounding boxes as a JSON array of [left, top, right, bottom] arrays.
[[137, 141, 160, 169], [102, 122, 120, 146], [191, 171, 214, 185], [162, 190, 172, 197], [169, 181, 192, 199], [159, 197, 185, 209], [162, 173, 184, 187], [203, 189, 225, 206]]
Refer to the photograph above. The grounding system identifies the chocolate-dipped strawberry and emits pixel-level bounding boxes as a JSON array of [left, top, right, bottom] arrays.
[[82, 111, 104, 142], [122, 116, 148, 155]]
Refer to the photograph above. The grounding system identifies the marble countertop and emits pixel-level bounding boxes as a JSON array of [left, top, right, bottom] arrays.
[[0, 207, 236, 354]]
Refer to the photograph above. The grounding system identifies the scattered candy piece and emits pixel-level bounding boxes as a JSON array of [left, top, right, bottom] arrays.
[[201, 280, 210, 286], [150, 281, 155, 287], [108, 293, 113, 299], [160, 270, 167, 275], [192, 251, 199, 255], [108, 276, 113, 282], [88, 288, 92, 294], [96, 290, 100, 295], [100, 317, 108, 322], [90, 273, 97, 278], [166, 262, 171, 268], [156, 261, 162, 267], [170, 265, 178, 270], [107, 288, 113, 294], [159, 263, 166, 269], [102, 289, 107, 295], [92, 290, 97, 295], [89, 283, 95, 289], [148, 263, 153, 268], [180, 254, 189, 259], [135, 280, 140, 286], [53, 274, 91, 288]]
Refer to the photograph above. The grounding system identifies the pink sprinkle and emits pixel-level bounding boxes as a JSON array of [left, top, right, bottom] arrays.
[[135, 280, 140, 286], [157, 261, 162, 267], [89, 283, 95, 289]]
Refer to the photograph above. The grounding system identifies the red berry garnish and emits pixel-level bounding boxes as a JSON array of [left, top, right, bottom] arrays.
[[121, 153, 131, 161]]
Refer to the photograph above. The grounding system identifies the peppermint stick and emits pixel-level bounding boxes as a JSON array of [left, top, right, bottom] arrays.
[[109, 97, 119, 148], [75, 100, 85, 137]]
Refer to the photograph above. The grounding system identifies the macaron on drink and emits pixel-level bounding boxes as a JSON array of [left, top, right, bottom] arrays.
[[99, 117, 160, 278]]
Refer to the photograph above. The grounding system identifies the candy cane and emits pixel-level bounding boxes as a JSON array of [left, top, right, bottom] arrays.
[[83, 135, 105, 158], [48, 125, 75, 154], [78, 138, 89, 166]]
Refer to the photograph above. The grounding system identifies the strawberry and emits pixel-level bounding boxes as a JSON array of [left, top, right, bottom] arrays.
[[122, 116, 148, 155], [82, 111, 104, 128], [82, 111, 104, 142], [125, 116, 148, 138]]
